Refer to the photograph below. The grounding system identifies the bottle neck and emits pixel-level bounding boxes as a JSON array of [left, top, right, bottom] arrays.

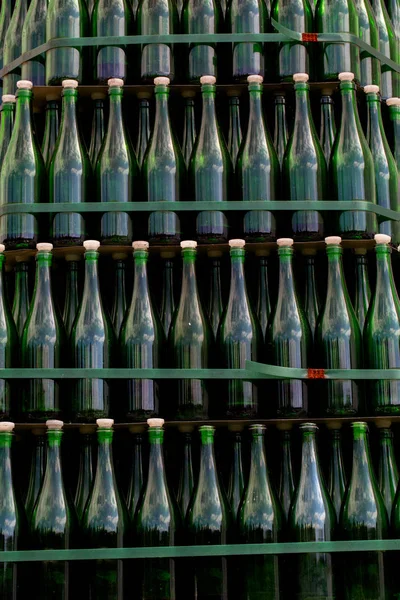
[[340, 83, 362, 135], [248, 87, 264, 131], [45, 430, 64, 488], [375, 245, 397, 302], [367, 95, 385, 145], [228, 96, 242, 155], [351, 427, 374, 484], [0, 103, 14, 140], [14, 90, 33, 137], [249, 428, 268, 486], [294, 83, 313, 136], [326, 247, 347, 304], [96, 429, 114, 480], [229, 248, 247, 304], [320, 96, 336, 137], [278, 248, 296, 301], [274, 96, 288, 146], [154, 87, 172, 137], [147, 427, 167, 485], [83, 251, 101, 303], [184, 99, 196, 141], [132, 250, 150, 302], [107, 89, 125, 138], [355, 254, 370, 295], [198, 429, 219, 491], [60, 89, 79, 138], [181, 249, 200, 299], [0, 432, 13, 492], [200, 87, 218, 136], [32, 252, 53, 308], [300, 430, 321, 481]]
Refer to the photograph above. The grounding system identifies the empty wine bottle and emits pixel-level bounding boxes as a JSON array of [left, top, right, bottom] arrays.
[[267, 238, 311, 418], [120, 241, 164, 421], [12, 258, 30, 340], [331, 72, 377, 239], [319, 93, 337, 164], [31, 420, 77, 599], [353, 248, 371, 333], [365, 84, 400, 245], [63, 254, 81, 337], [183, 0, 222, 82], [74, 426, 94, 522], [327, 425, 346, 521], [25, 428, 46, 523], [0, 246, 17, 421], [177, 428, 194, 518], [46, 0, 89, 84], [41, 95, 59, 170], [136, 92, 151, 168], [89, 92, 106, 168], [49, 79, 91, 247], [370, 0, 399, 99], [256, 251, 272, 343], [206, 251, 224, 340], [182, 91, 197, 168], [71, 240, 116, 422], [97, 78, 139, 246], [283, 73, 327, 241], [387, 0, 400, 39], [364, 234, 400, 415], [340, 421, 389, 599], [227, 428, 245, 518], [289, 423, 336, 599], [273, 94, 289, 170], [2, 0, 28, 94], [127, 428, 144, 520], [0, 95, 15, 167], [354, 0, 381, 87], [378, 425, 399, 518], [92, 0, 133, 83], [110, 253, 127, 338], [227, 93, 242, 170], [0, 0, 13, 79], [82, 419, 130, 599], [272, 0, 313, 80], [160, 252, 176, 339], [186, 425, 232, 599], [219, 239, 263, 418], [21, 0, 47, 85], [0, 80, 45, 250], [21, 243, 66, 422], [302, 248, 320, 341], [316, 236, 362, 416], [278, 427, 295, 522], [238, 75, 279, 243], [135, 418, 181, 600], [387, 96, 400, 170], [143, 77, 186, 245]]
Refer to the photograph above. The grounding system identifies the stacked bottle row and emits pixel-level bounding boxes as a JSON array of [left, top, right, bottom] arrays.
[[1, 74, 400, 249], [1, 0, 399, 91], [2, 417, 400, 598]]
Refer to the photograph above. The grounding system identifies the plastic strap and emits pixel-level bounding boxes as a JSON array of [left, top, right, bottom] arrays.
[[245, 361, 400, 381]]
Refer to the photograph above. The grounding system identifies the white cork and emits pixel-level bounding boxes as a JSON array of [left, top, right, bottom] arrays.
[[387, 97, 400, 107], [200, 75, 216, 85], [148, 418, 165, 427], [2, 95, 15, 103], [17, 80, 33, 90], [132, 241, 149, 251], [229, 239, 245, 248], [364, 84, 380, 94], [325, 236, 342, 245], [277, 238, 294, 248], [84, 240, 100, 251], [108, 78, 124, 87], [46, 420, 63, 430], [180, 240, 197, 249], [91, 92, 106, 100], [154, 77, 170, 86], [293, 73, 309, 83], [0, 422, 14, 432], [247, 75, 263, 84], [97, 418, 114, 428], [36, 243, 53, 252], [375, 233, 391, 245], [0, 245, 5, 254], [339, 72, 354, 82], [62, 79, 78, 89]]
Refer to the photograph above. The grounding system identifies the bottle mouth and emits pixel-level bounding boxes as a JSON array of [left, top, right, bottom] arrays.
[[299, 422, 318, 432]]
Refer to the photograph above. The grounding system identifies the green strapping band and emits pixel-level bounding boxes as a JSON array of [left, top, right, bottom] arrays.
[[245, 361, 400, 380]]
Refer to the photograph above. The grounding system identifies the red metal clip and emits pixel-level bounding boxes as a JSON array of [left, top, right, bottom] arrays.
[[302, 33, 319, 42], [307, 368, 326, 380]]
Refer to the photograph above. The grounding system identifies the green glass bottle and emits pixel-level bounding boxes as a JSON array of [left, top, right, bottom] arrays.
[[111, 253, 127, 338], [370, 0, 399, 99], [331, 72, 377, 239], [12, 259, 30, 340], [387, 96, 400, 170], [387, 0, 400, 39], [186, 425, 232, 599], [41, 95, 60, 170], [353, 247, 371, 333], [136, 92, 151, 168], [327, 425, 347, 521], [74, 426, 94, 522], [271, 0, 313, 80], [0, 246, 17, 421], [71, 240, 116, 422], [238, 424, 283, 600], [273, 94, 289, 170], [21, 0, 47, 85], [135, 418, 181, 600], [46, 0, 89, 84], [303, 248, 321, 341], [182, 0, 222, 82], [227, 429, 245, 518], [192, 75, 233, 244], [182, 92, 197, 170], [278, 427, 295, 522], [25, 428, 46, 523], [170, 240, 213, 420], [97, 78, 139, 246], [82, 418, 130, 599], [364, 233, 400, 415], [137, 0, 178, 82], [289, 422, 336, 599], [365, 84, 400, 245], [283, 73, 327, 241], [177, 429, 194, 518], [316, 236, 362, 416], [120, 241, 164, 421], [160, 251, 176, 339], [219, 239, 262, 418], [89, 92, 106, 168], [92, 0, 133, 83], [267, 238, 311, 418], [354, 0, 381, 87], [143, 77, 186, 245], [227, 94, 242, 170], [0, 95, 15, 168], [2, 0, 28, 94], [62, 254, 81, 337], [0, 0, 13, 78], [378, 425, 399, 517], [206, 251, 223, 341], [319, 93, 337, 165], [31, 420, 77, 599], [0, 422, 25, 600], [256, 251, 272, 343], [227, 0, 268, 81], [340, 421, 389, 599], [127, 428, 144, 520], [238, 75, 279, 243], [316, 0, 360, 82], [21, 243, 66, 422], [0, 80, 45, 250]]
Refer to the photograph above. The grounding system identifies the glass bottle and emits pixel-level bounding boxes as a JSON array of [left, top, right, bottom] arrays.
[[387, 96, 400, 170], [25, 428, 46, 523], [267, 238, 311, 418], [238, 75, 279, 243], [74, 426, 94, 522], [353, 247, 371, 333], [238, 424, 283, 600], [283, 73, 327, 241], [135, 418, 181, 600], [182, 0, 222, 82], [160, 251, 176, 339], [227, 94, 242, 170], [170, 240, 213, 420], [278, 427, 295, 522], [186, 425, 232, 599], [31, 420, 77, 599], [365, 84, 400, 245], [136, 92, 151, 169], [182, 92, 197, 170], [289, 422, 336, 599], [331, 72, 377, 239], [316, 236, 362, 416], [97, 78, 139, 246], [271, 0, 313, 80], [110, 253, 127, 338], [0, 246, 17, 421], [143, 77, 186, 245], [315, 0, 360, 82], [49, 79, 92, 247], [177, 428, 194, 519], [21, 243, 66, 422], [120, 241, 164, 421], [354, 0, 381, 87], [92, 0, 133, 83], [256, 251, 272, 343], [340, 421, 389, 599], [0, 80, 45, 250], [370, 0, 399, 99], [2, 0, 28, 94], [227, 429, 245, 519], [273, 94, 289, 170], [127, 428, 144, 520], [364, 233, 400, 415], [89, 92, 106, 168], [0, 94, 15, 168], [63, 254, 81, 337], [12, 258, 30, 340], [386, 0, 400, 39], [327, 425, 346, 521], [378, 425, 399, 518], [192, 75, 233, 244], [207, 250, 224, 340], [71, 240, 116, 422], [41, 95, 60, 170], [319, 93, 337, 165], [21, 0, 47, 85], [46, 0, 89, 84], [0, 0, 13, 77], [82, 418, 130, 599], [303, 248, 320, 341]]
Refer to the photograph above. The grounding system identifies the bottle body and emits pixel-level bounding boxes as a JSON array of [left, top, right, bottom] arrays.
[[272, 0, 312, 80], [227, 0, 267, 81], [21, 0, 47, 85], [354, 0, 381, 87], [0, 254, 17, 421], [183, 0, 222, 82]]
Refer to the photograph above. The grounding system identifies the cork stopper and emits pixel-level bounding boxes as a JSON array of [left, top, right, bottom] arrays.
[[325, 236, 342, 245], [229, 239, 245, 248], [375, 233, 391, 245], [0, 245, 5, 254], [132, 241, 149, 251], [387, 97, 400, 107], [97, 418, 114, 428], [2, 95, 15, 103], [147, 418, 165, 427], [84, 240, 100, 251], [364, 84, 380, 94], [108, 78, 124, 87], [46, 420, 63, 430], [37, 243, 53, 252], [339, 72, 354, 82], [293, 73, 309, 83], [247, 75, 263, 84], [154, 77, 170, 86], [200, 75, 216, 85], [0, 422, 14, 432], [17, 80, 33, 90], [277, 238, 294, 248], [180, 240, 197, 249], [62, 79, 78, 89]]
